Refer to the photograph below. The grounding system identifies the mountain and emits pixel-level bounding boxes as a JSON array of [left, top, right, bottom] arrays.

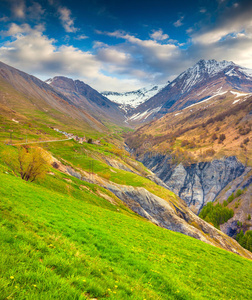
[[129, 59, 252, 123], [0, 60, 110, 133], [126, 89, 252, 210], [102, 83, 167, 113], [0, 60, 251, 258], [46, 76, 126, 126], [1, 60, 252, 299]]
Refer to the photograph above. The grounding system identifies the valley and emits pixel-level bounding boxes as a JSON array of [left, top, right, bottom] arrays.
[[0, 59, 252, 299]]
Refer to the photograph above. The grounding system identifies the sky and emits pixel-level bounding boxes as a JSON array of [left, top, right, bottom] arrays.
[[0, 0, 252, 92]]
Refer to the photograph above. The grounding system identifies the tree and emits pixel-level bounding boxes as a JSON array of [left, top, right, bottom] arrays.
[[2, 146, 50, 182]]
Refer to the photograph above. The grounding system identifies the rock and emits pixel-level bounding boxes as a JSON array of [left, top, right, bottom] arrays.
[[139, 154, 245, 214]]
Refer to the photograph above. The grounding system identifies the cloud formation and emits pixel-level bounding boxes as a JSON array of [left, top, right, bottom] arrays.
[[149, 29, 169, 40], [1, 0, 252, 92], [173, 16, 184, 27], [58, 6, 78, 33]]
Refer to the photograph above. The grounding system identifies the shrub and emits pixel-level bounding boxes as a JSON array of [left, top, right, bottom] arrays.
[[2, 146, 50, 182], [218, 134, 226, 143], [248, 214, 251, 220], [181, 140, 189, 147], [237, 221, 242, 227], [235, 189, 243, 198], [227, 193, 234, 203], [243, 137, 249, 145], [211, 133, 218, 141], [205, 149, 215, 157]]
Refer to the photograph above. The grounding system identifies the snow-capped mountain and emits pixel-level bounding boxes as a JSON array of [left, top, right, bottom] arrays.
[[102, 83, 168, 113], [128, 59, 252, 123]]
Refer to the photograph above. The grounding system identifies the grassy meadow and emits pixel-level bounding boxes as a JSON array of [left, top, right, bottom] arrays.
[[1, 156, 252, 300]]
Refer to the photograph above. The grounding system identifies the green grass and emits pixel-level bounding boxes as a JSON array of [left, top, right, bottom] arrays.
[[46, 141, 179, 205], [1, 166, 252, 299]]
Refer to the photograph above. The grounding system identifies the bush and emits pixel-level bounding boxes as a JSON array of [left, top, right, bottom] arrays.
[[227, 193, 234, 203], [235, 189, 243, 198], [237, 221, 242, 227], [218, 134, 226, 143], [243, 137, 250, 145], [211, 133, 218, 141], [204, 149, 216, 157], [248, 214, 251, 221], [2, 146, 50, 182]]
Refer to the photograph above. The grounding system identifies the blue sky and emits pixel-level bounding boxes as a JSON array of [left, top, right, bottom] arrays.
[[0, 0, 252, 91]]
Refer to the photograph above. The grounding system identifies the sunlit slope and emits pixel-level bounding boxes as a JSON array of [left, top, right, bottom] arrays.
[[1, 166, 252, 300], [126, 92, 252, 165]]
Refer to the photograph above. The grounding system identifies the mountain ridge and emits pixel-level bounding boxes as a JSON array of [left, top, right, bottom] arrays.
[[102, 83, 168, 113], [46, 76, 127, 126], [128, 59, 252, 123]]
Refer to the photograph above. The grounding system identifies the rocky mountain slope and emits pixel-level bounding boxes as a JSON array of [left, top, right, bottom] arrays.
[[46, 76, 126, 126], [139, 154, 245, 214], [126, 88, 252, 216], [216, 168, 252, 238], [102, 83, 167, 114], [48, 144, 252, 259], [0, 60, 251, 259], [0, 60, 110, 133], [128, 59, 252, 123]]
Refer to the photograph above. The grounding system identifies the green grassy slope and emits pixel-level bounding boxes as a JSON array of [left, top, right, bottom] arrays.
[[1, 164, 252, 300]]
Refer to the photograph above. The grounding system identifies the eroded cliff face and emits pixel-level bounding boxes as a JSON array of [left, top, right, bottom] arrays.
[[50, 155, 252, 259], [139, 154, 245, 214]]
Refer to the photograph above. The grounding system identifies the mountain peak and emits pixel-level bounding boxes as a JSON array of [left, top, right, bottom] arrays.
[[188, 59, 235, 76]]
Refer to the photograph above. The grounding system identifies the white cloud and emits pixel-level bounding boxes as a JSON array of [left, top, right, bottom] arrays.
[[11, 0, 26, 19], [0, 23, 143, 92], [173, 16, 184, 27], [150, 29, 169, 40], [74, 34, 88, 40], [0, 16, 9, 22], [58, 7, 78, 33], [192, 0, 252, 44], [27, 2, 45, 20]]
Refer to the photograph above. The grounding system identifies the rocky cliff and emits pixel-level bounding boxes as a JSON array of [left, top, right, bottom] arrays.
[[139, 153, 245, 214], [217, 168, 252, 238], [50, 154, 252, 259]]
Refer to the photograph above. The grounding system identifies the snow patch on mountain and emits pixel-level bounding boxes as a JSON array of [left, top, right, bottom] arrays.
[[183, 91, 228, 110], [238, 67, 252, 78], [230, 91, 251, 97], [45, 78, 53, 85], [102, 83, 167, 111], [176, 59, 235, 94], [128, 106, 162, 122]]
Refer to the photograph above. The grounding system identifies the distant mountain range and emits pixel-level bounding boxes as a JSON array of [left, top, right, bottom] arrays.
[[102, 83, 168, 113]]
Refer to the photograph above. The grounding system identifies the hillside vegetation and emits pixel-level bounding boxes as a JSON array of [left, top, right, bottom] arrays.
[[126, 92, 252, 166], [1, 61, 252, 299], [1, 159, 252, 300]]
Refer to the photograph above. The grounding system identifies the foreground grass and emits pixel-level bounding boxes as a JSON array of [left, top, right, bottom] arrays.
[[1, 169, 252, 300]]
